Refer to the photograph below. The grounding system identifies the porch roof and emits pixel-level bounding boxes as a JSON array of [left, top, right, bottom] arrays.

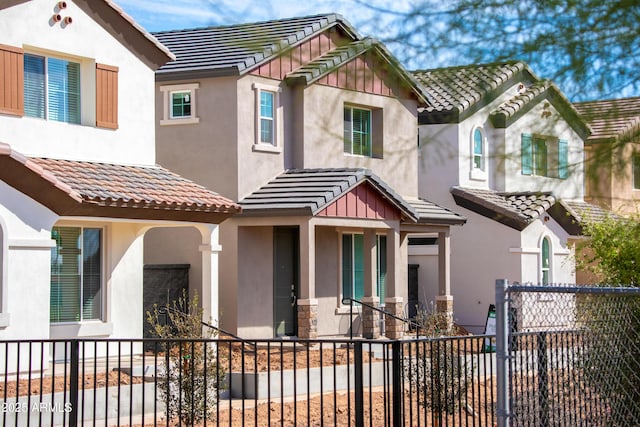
[[239, 168, 465, 225], [0, 142, 240, 223], [451, 186, 556, 231], [452, 186, 612, 234]]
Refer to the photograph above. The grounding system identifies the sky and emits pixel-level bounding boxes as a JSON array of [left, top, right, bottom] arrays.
[[117, 0, 405, 33]]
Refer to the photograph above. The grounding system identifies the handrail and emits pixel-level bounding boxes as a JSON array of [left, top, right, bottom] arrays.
[[158, 305, 257, 349], [341, 297, 422, 340]]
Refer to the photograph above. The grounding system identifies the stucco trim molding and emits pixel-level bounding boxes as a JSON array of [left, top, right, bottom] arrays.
[[509, 247, 540, 254], [8, 238, 56, 250]]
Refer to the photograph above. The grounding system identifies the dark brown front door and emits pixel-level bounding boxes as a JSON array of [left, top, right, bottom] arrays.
[[273, 227, 299, 337]]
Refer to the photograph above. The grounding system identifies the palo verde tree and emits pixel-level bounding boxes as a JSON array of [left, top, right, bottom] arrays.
[[356, 0, 640, 101]]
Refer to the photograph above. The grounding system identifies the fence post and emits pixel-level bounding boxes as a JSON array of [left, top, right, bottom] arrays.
[[392, 340, 402, 427], [69, 340, 79, 427], [537, 332, 549, 427], [496, 279, 510, 427], [354, 341, 364, 427]]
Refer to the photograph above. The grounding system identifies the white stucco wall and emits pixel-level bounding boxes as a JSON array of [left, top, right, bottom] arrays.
[[0, 182, 58, 339], [0, 0, 157, 165]]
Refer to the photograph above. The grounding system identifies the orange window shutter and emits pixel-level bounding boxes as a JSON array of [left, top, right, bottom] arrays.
[[95, 63, 118, 129], [0, 44, 24, 116]]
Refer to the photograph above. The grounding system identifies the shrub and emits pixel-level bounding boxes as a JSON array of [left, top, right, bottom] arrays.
[[147, 291, 226, 425]]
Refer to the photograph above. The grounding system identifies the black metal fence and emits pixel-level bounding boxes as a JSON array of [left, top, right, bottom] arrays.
[[0, 335, 496, 426], [495, 280, 640, 427]]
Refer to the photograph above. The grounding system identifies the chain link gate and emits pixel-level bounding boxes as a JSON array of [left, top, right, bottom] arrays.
[[495, 279, 640, 426]]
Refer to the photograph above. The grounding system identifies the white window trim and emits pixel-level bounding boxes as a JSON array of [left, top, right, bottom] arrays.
[[344, 105, 374, 158], [160, 83, 200, 126], [252, 82, 282, 153], [539, 235, 552, 285], [469, 126, 488, 181]]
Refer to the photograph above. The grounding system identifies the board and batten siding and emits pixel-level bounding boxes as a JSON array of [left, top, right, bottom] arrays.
[[317, 182, 401, 220], [0, 44, 24, 116], [95, 63, 118, 129]]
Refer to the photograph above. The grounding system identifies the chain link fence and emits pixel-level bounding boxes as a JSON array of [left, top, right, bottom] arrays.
[[496, 280, 640, 427]]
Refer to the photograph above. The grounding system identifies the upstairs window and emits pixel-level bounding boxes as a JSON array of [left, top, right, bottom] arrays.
[[521, 133, 568, 179], [472, 128, 485, 170], [344, 107, 372, 157], [634, 154, 640, 190], [259, 90, 275, 144], [160, 83, 199, 125], [50, 227, 103, 323], [24, 54, 80, 124]]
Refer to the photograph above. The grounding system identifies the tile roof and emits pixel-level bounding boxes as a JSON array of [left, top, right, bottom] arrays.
[[573, 97, 640, 143], [404, 197, 466, 225], [240, 168, 414, 217], [412, 61, 536, 122], [451, 187, 556, 231], [548, 200, 617, 235], [0, 143, 239, 223], [153, 14, 358, 78], [240, 168, 465, 225]]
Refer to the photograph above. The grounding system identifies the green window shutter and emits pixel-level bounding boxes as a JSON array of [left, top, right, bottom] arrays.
[[342, 234, 353, 299], [521, 133, 533, 175], [558, 139, 569, 179], [353, 234, 364, 301], [376, 235, 387, 304]]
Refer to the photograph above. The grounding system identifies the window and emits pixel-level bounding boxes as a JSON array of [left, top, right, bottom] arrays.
[[472, 128, 485, 170], [252, 83, 281, 151], [344, 107, 372, 157], [634, 154, 640, 190], [159, 83, 199, 125], [259, 90, 275, 144], [50, 227, 102, 323], [521, 133, 568, 178], [171, 91, 192, 118], [342, 233, 386, 304], [541, 237, 551, 285], [24, 54, 80, 124]]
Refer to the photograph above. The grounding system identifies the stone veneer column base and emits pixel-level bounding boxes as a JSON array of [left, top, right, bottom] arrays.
[[297, 299, 318, 339], [384, 297, 404, 339], [361, 297, 380, 339], [435, 294, 454, 331]]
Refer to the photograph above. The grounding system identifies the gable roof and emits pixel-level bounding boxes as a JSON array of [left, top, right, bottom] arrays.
[[153, 14, 358, 80], [1, 0, 174, 69], [0, 143, 239, 223], [239, 168, 465, 225], [412, 61, 590, 138], [573, 96, 640, 143], [412, 61, 536, 123], [451, 186, 611, 234], [284, 37, 429, 104]]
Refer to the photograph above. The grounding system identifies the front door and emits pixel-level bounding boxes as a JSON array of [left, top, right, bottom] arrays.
[[273, 227, 299, 337]]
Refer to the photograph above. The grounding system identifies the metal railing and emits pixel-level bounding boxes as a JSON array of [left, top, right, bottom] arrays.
[[342, 297, 422, 340], [0, 335, 496, 426]]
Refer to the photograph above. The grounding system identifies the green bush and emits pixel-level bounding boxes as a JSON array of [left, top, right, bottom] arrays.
[[147, 291, 226, 425]]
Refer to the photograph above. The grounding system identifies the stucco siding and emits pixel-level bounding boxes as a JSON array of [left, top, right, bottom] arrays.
[[0, 0, 157, 165], [300, 85, 418, 196]]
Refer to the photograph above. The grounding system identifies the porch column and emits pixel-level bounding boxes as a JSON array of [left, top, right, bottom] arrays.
[[385, 227, 405, 339], [436, 230, 454, 328], [199, 224, 222, 328], [297, 220, 317, 338], [362, 229, 379, 339]]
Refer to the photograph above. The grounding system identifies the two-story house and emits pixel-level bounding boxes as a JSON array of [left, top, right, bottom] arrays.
[[573, 97, 640, 215], [150, 15, 466, 339], [0, 0, 238, 353], [412, 61, 608, 332]]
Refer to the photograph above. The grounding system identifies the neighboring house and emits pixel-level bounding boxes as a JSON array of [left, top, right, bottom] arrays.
[[0, 0, 239, 354], [150, 15, 466, 339], [573, 97, 640, 215], [412, 61, 607, 333]]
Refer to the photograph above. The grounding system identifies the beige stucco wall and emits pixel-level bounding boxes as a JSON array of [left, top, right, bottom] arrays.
[[298, 84, 419, 196], [155, 76, 240, 200], [0, 0, 157, 165]]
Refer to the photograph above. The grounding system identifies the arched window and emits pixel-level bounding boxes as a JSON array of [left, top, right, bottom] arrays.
[[541, 237, 551, 285], [472, 127, 485, 171]]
